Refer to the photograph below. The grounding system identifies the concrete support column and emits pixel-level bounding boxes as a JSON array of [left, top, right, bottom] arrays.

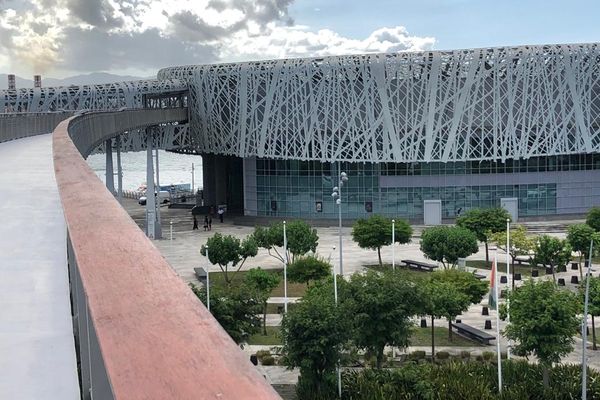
[[214, 156, 228, 207], [105, 139, 115, 195], [145, 128, 161, 239], [202, 154, 216, 208], [116, 136, 123, 204]]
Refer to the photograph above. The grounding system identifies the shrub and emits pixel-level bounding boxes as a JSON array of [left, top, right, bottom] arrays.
[[482, 351, 495, 361], [460, 350, 471, 359], [261, 355, 275, 366], [436, 351, 450, 360], [255, 350, 271, 360], [410, 350, 426, 360], [475, 355, 484, 362]]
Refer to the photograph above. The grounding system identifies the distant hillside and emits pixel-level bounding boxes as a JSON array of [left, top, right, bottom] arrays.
[[0, 72, 150, 89]]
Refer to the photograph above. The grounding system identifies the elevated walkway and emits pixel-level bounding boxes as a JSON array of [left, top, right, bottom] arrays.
[[0, 133, 79, 399]]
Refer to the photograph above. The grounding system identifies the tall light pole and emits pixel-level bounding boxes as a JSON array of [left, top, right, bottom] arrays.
[[205, 245, 210, 312], [392, 219, 396, 271], [191, 162, 195, 193], [506, 218, 511, 359], [582, 239, 594, 400], [283, 220, 288, 313], [331, 245, 341, 398], [331, 167, 348, 276]]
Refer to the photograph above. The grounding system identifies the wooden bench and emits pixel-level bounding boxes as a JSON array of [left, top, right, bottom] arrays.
[[451, 322, 495, 345], [401, 259, 439, 272], [473, 273, 486, 280]]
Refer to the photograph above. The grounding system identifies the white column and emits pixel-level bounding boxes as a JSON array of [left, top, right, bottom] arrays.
[[146, 129, 156, 239]]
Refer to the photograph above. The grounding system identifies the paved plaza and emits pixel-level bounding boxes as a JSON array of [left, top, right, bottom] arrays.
[[122, 199, 600, 383]]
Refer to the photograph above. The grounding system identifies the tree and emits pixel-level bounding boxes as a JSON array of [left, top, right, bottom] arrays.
[[420, 226, 479, 269], [580, 276, 600, 350], [244, 268, 280, 335], [567, 224, 598, 281], [533, 235, 572, 283], [281, 279, 350, 398], [429, 269, 488, 340], [456, 207, 511, 266], [346, 270, 425, 368], [253, 220, 318, 264], [490, 225, 536, 289], [189, 283, 261, 344], [287, 255, 331, 287], [422, 279, 470, 360], [200, 233, 258, 283], [351, 215, 412, 267], [500, 280, 580, 387], [587, 207, 600, 232]]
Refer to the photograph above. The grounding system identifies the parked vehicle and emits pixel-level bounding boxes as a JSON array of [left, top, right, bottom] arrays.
[[138, 190, 171, 205]]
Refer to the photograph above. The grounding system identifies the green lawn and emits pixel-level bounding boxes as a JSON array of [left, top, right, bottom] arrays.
[[206, 268, 308, 297], [465, 260, 534, 277], [410, 326, 483, 347], [248, 326, 281, 345], [364, 264, 433, 281], [245, 326, 482, 347]]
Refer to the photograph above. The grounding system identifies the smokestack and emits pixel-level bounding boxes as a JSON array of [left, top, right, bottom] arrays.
[[8, 74, 15, 90], [33, 75, 41, 88]]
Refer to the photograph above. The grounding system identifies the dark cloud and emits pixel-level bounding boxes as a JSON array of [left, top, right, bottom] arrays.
[[58, 27, 219, 72], [207, 0, 293, 26], [65, 0, 124, 29], [168, 10, 246, 42]]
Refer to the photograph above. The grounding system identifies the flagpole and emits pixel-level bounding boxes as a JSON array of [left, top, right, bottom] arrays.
[[392, 220, 396, 271], [494, 249, 503, 393], [283, 221, 288, 313], [582, 239, 594, 400], [506, 218, 511, 360]]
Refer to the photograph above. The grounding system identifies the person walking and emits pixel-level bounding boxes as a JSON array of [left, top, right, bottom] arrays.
[[208, 215, 212, 231], [218, 207, 224, 223], [203, 216, 209, 231], [192, 215, 198, 230]]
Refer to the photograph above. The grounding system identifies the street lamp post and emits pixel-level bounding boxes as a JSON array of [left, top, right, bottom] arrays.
[[392, 219, 396, 271], [283, 220, 288, 313], [205, 245, 210, 312], [331, 245, 341, 398], [331, 168, 348, 276]]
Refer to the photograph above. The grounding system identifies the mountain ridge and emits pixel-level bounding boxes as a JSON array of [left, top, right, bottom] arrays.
[[0, 72, 150, 89]]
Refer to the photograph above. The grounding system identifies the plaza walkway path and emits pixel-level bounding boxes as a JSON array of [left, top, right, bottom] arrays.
[[0, 134, 79, 399]]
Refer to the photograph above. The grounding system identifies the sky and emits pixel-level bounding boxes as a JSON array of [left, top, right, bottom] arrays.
[[0, 0, 598, 79]]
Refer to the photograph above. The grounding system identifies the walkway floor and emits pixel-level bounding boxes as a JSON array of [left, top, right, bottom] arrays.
[[0, 134, 79, 399]]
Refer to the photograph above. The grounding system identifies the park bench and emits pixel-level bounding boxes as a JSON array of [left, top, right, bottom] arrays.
[[451, 322, 495, 345], [473, 273, 486, 280], [401, 259, 438, 272], [194, 267, 207, 282]]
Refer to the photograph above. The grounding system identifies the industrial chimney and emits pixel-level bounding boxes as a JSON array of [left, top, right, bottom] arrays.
[[33, 75, 41, 88], [7, 74, 16, 90]]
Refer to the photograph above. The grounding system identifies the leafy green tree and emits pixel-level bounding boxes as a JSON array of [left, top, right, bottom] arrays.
[[200, 233, 258, 283], [420, 226, 479, 269], [587, 207, 600, 232], [422, 279, 470, 359], [490, 225, 536, 289], [287, 255, 331, 287], [567, 224, 598, 281], [456, 207, 511, 266], [533, 235, 572, 283], [281, 279, 350, 398], [351, 215, 412, 267], [500, 280, 580, 387], [429, 269, 488, 340], [580, 276, 600, 350], [189, 283, 261, 344], [244, 268, 280, 335], [347, 270, 425, 368], [253, 220, 318, 263]]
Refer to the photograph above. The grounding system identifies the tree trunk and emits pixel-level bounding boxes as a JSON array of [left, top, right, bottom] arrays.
[[377, 247, 383, 268], [551, 264, 556, 283], [376, 347, 384, 369], [511, 257, 516, 290], [448, 319, 453, 342], [263, 303, 268, 336], [542, 365, 550, 388], [593, 315, 597, 351], [431, 315, 435, 362], [580, 254, 584, 282], [485, 241, 490, 267]]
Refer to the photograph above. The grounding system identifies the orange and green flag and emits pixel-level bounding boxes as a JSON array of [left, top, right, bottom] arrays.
[[488, 260, 497, 310]]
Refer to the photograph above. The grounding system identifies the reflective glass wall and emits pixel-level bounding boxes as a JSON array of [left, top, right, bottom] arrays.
[[253, 155, 600, 219]]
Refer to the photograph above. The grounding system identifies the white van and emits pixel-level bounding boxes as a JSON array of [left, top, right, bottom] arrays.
[[138, 190, 171, 205]]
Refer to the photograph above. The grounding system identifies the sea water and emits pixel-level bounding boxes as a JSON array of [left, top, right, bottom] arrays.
[[86, 150, 203, 191]]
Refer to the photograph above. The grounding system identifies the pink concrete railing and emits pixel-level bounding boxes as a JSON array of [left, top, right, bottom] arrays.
[[53, 110, 281, 399]]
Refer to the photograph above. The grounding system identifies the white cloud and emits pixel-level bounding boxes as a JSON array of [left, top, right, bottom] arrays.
[[0, 0, 436, 77]]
